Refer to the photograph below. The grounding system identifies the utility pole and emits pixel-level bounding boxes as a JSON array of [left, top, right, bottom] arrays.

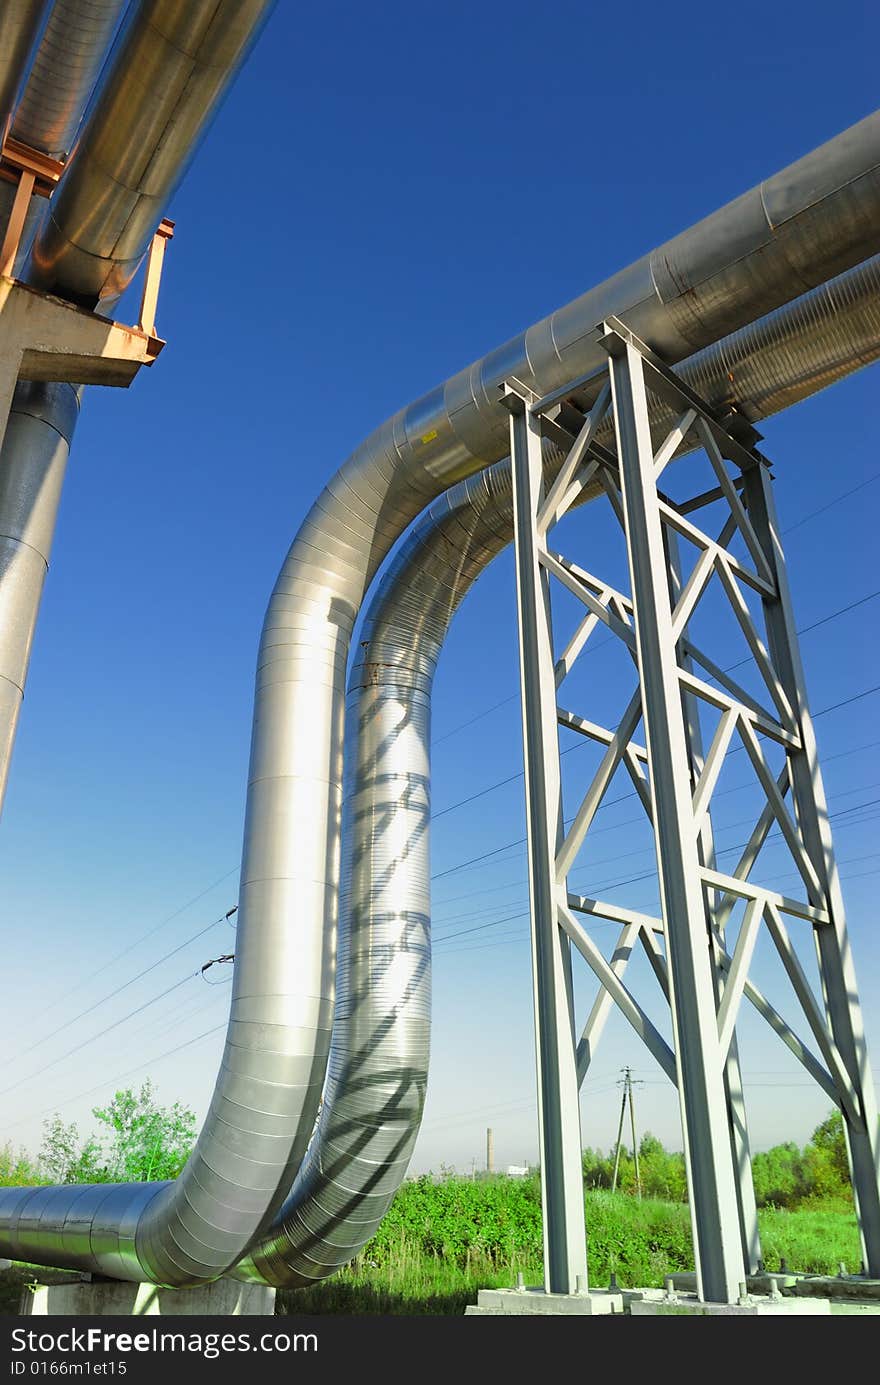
[[611, 1084, 627, 1194], [627, 1068, 642, 1200], [611, 1068, 643, 1196], [486, 1127, 495, 1175]]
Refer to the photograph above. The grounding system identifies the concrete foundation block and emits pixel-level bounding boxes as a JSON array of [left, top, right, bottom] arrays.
[[627, 1290, 830, 1316], [467, 1287, 624, 1315], [668, 1270, 798, 1295], [20, 1278, 276, 1317], [791, 1275, 880, 1301]]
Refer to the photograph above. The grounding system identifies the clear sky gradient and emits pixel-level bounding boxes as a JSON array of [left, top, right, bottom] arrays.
[[1, 0, 878, 1176]]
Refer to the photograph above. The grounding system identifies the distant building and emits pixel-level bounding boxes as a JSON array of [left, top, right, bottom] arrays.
[[507, 1164, 529, 1178]]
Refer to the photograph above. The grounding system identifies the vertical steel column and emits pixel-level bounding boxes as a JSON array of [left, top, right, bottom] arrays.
[[0, 382, 78, 817], [665, 529, 761, 1273], [507, 387, 589, 1295], [608, 338, 745, 1303], [744, 463, 880, 1272]]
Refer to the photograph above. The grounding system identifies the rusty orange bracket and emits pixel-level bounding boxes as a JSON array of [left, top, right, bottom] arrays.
[[0, 134, 64, 280], [0, 131, 172, 361], [138, 218, 175, 338]]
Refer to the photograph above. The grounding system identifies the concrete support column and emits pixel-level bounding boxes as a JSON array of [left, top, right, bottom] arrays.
[[20, 1277, 276, 1316]]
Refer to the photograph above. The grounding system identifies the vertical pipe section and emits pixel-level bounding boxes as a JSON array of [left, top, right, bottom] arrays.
[[0, 382, 78, 815], [509, 392, 588, 1296]]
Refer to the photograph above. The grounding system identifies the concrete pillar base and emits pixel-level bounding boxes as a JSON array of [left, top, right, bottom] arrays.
[[465, 1287, 623, 1315], [627, 1290, 829, 1316], [20, 1279, 276, 1317]]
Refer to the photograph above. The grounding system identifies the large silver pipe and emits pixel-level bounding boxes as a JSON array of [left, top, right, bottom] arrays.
[[234, 459, 518, 1287], [0, 0, 135, 816], [0, 383, 79, 811], [0, 0, 276, 820], [2, 113, 880, 1286], [1, 0, 315, 1291], [11, 0, 129, 159], [0, 3, 133, 798], [0, 1, 48, 127], [0, 0, 277, 1281], [233, 253, 880, 1287], [28, 0, 274, 306], [0, 1, 132, 280]]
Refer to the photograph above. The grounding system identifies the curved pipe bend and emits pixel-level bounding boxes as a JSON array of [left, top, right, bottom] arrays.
[[230, 253, 880, 1287], [1, 113, 879, 1285]]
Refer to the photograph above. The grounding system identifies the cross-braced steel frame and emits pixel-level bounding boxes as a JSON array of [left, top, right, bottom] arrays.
[[503, 320, 880, 1305]]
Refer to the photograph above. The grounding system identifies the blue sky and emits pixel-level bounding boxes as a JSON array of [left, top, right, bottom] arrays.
[[1, 0, 878, 1176]]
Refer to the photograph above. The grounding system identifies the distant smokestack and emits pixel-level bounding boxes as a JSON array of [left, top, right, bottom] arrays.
[[487, 1127, 495, 1174]]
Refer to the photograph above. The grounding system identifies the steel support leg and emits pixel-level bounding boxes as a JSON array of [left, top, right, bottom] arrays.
[[609, 339, 745, 1303], [745, 463, 880, 1272], [508, 389, 588, 1295], [666, 529, 762, 1273]]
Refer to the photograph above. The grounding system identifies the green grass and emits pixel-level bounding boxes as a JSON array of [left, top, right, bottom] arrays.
[[758, 1197, 861, 1275], [0, 1183, 863, 1316], [278, 1181, 862, 1315]]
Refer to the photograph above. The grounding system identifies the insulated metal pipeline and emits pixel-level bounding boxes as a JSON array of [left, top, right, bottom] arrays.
[[0, 0, 128, 809], [0, 0, 275, 827], [0, 1, 48, 128], [2, 112, 880, 1286], [27, 0, 275, 306], [233, 457, 526, 1288], [0, 0, 133, 278], [0, 382, 79, 811], [11, 0, 130, 160], [0, 0, 285, 1285], [231, 252, 880, 1287]]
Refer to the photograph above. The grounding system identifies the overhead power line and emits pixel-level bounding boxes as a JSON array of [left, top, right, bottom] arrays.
[[63, 870, 240, 1001], [432, 588, 880, 822], [11, 908, 236, 1063], [7, 1022, 227, 1135], [430, 470, 880, 749], [431, 681, 880, 882], [432, 804, 880, 949], [10, 683, 876, 1082], [781, 469, 880, 535], [0, 966, 210, 1101]]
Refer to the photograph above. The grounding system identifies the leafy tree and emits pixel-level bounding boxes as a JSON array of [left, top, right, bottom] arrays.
[[806, 1111, 849, 1178], [638, 1133, 687, 1201], [802, 1109, 851, 1203], [750, 1112, 851, 1209], [751, 1141, 804, 1208], [0, 1142, 46, 1187], [39, 1117, 106, 1184], [38, 1082, 196, 1185], [92, 1081, 196, 1182], [582, 1134, 686, 1200], [583, 1109, 853, 1211], [582, 1146, 614, 1189]]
